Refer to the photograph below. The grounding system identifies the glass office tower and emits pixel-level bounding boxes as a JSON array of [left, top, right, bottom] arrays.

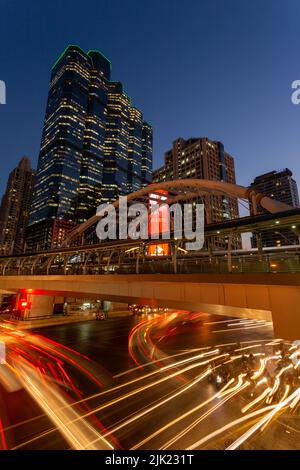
[[27, 45, 152, 250], [102, 82, 153, 201]]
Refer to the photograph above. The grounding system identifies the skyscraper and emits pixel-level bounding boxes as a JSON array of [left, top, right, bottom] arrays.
[[27, 45, 152, 250], [0, 157, 35, 255], [101, 82, 152, 201], [250, 169, 300, 247], [153, 137, 239, 249]]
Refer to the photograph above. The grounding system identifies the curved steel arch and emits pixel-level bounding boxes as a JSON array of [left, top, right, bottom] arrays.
[[64, 178, 292, 245]]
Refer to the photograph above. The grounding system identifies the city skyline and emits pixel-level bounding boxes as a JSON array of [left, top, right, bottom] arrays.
[[2, 1, 300, 455], [2, 1, 300, 198]]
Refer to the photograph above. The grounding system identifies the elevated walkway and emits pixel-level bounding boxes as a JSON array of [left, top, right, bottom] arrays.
[[1, 273, 300, 339]]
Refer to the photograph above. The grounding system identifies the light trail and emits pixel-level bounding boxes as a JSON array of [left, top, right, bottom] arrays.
[[133, 375, 248, 450], [227, 321, 265, 327], [1, 345, 222, 437], [0, 419, 7, 450], [13, 363, 114, 450], [1, 308, 300, 451], [204, 319, 247, 326], [226, 388, 300, 449], [113, 347, 211, 378], [267, 377, 280, 403], [187, 405, 277, 449], [213, 323, 272, 333], [279, 385, 290, 403], [7, 353, 228, 449], [85, 369, 212, 449], [251, 358, 266, 380], [131, 378, 236, 449], [235, 344, 262, 352], [241, 387, 271, 413], [161, 378, 250, 449], [67, 354, 229, 423]]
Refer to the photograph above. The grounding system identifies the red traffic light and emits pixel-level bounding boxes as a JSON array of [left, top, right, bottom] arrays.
[[18, 299, 31, 310]]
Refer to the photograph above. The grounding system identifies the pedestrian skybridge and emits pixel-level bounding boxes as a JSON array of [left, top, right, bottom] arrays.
[[1, 180, 300, 340]]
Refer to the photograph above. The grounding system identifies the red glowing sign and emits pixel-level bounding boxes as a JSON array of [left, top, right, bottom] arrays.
[[18, 299, 31, 310], [148, 189, 170, 256]]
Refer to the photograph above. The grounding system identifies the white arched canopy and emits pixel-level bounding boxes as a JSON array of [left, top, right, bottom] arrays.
[[64, 179, 292, 245]]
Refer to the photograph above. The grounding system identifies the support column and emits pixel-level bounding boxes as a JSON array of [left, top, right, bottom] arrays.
[[172, 242, 178, 274], [207, 237, 213, 263], [227, 232, 233, 273], [103, 300, 112, 319], [15, 291, 54, 320], [256, 232, 263, 261], [251, 194, 258, 215], [269, 286, 300, 341]]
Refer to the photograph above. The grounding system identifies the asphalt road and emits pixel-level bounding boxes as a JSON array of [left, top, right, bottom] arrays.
[[0, 312, 299, 450]]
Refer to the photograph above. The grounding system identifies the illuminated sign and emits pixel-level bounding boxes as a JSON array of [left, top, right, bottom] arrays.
[[148, 190, 170, 256]]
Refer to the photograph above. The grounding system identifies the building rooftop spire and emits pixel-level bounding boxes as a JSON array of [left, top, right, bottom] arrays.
[[18, 156, 31, 171]]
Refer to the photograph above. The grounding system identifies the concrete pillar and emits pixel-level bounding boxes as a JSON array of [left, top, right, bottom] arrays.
[[227, 233, 233, 273], [103, 300, 112, 313], [268, 286, 300, 341]]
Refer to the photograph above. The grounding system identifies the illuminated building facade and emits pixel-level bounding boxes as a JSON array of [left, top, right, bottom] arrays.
[[153, 137, 240, 249], [102, 82, 153, 202], [27, 45, 152, 250], [147, 190, 170, 256], [0, 157, 35, 254], [250, 169, 300, 247]]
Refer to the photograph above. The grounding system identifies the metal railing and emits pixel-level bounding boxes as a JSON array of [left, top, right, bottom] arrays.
[[0, 244, 300, 276]]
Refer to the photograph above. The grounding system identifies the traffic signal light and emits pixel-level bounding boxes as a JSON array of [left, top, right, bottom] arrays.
[[18, 299, 31, 310]]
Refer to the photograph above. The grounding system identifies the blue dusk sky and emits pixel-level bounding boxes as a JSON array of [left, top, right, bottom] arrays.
[[1, 0, 300, 201]]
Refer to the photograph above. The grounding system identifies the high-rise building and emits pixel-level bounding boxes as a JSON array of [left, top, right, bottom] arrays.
[[27, 45, 152, 250], [0, 157, 35, 255], [101, 82, 152, 201], [250, 169, 300, 247], [153, 137, 240, 249]]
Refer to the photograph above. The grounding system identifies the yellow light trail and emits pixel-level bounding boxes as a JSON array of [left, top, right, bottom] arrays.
[[133, 375, 247, 450], [251, 358, 266, 380], [113, 347, 212, 378], [69, 354, 229, 423], [2, 348, 224, 440], [131, 378, 236, 449], [279, 385, 290, 403], [241, 387, 271, 413], [13, 351, 231, 451], [85, 369, 212, 449], [187, 404, 277, 450], [161, 378, 250, 450], [226, 387, 300, 450], [213, 323, 272, 333], [13, 363, 114, 450]]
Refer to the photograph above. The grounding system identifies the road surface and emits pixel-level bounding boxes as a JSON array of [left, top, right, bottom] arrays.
[[0, 311, 299, 450]]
